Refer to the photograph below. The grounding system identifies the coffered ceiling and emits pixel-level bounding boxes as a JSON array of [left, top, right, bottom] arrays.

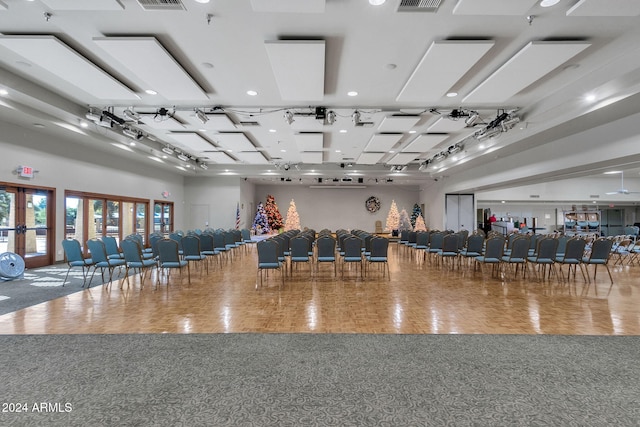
[[1, 0, 640, 188]]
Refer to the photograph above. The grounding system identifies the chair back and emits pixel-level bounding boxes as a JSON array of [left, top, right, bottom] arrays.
[[555, 235, 570, 256], [407, 231, 417, 245], [213, 233, 226, 250], [483, 237, 505, 259], [290, 236, 310, 259], [157, 239, 181, 263], [534, 238, 558, 260], [429, 232, 445, 251], [415, 232, 429, 248], [399, 230, 409, 243], [62, 239, 84, 263], [465, 234, 484, 254], [316, 236, 336, 259], [343, 237, 363, 258], [441, 234, 459, 253], [563, 238, 586, 261], [241, 228, 251, 242], [587, 238, 614, 262], [257, 240, 279, 265], [223, 231, 235, 247], [199, 233, 215, 252], [87, 239, 109, 263], [370, 237, 389, 258], [181, 235, 202, 256], [168, 232, 183, 252], [101, 235, 121, 257], [507, 237, 530, 260], [120, 239, 143, 263]]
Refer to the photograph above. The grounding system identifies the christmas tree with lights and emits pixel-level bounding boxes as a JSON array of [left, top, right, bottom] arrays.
[[385, 200, 400, 232], [264, 194, 284, 231], [410, 203, 423, 228], [252, 202, 270, 234], [284, 199, 301, 231], [398, 208, 413, 231], [414, 214, 427, 232]]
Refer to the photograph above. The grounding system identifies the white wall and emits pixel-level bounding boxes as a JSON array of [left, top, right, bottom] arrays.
[[1, 122, 185, 261], [183, 176, 242, 230], [254, 184, 420, 232]]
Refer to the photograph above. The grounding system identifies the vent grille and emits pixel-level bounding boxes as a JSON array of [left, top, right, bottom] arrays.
[[238, 121, 260, 127], [590, 195, 600, 198], [398, 0, 443, 12], [136, 0, 185, 11], [529, 195, 540, 199]]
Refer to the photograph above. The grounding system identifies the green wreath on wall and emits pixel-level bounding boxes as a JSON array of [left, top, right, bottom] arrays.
[[365, 196, 381, 213]]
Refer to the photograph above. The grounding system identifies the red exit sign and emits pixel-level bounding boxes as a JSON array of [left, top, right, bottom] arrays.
[[20, 166, 34, 178]]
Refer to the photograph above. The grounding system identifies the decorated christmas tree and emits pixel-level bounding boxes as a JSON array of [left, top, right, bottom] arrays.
[[284, 199, 301, 231], [385, 200, 400, 232], [410, 203, 423, 228], [264, 194, 284, 231], [252, 202, 270, 234], [398, 208, 413, 231], [414, 214, 427, 232]]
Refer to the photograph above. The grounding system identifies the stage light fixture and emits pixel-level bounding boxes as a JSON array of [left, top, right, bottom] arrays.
[[123, 108, 141, 123], [162, 146, 175, 155], [326, 110, 336, 125], [284, 110, 295, 125], [465, 111, 480, 127], [195, 108, 209, 124], [177, 153, 190, 162], [199, 162, 208, 170], [352, 110, 361, 125]]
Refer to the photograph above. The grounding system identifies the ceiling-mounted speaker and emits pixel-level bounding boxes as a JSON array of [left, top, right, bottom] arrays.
[[318, 177, 323, 183], [315, 107, 326, 120], [358, 177, 364, 184]]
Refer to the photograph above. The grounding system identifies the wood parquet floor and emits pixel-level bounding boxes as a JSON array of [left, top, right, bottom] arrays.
[[1, 243, 639, 335]]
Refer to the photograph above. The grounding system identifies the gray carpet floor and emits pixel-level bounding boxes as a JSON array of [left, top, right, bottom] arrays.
[[1, 334, 638, 426], [0, 265, 126, 316]]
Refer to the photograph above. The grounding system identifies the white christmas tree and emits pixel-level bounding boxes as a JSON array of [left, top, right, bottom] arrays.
[[284, 199, 301, 231], [398, 208, 413, 231], [414, 214, 427, 232], [385, 200, 400, 232]]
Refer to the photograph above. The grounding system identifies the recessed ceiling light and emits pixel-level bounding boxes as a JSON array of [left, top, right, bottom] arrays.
[[540, 0, 560, 7], [408, 130, 416, 134], [335, 149, 341, 153], [195, 0, 210, 4], [202, 62, 214, 69], [269, 129, 277, 133], [145, 89, 158, 95], [280, 149, 286, 153], [585, 94, 597, 102], [369, 0, 386, 4], [247, 90, 258, 96], [386, 63, 397, 70], [80, 121, 89, 128], [347, 91, 358, 97], [501, 200, 506, 204], [0, 89, 8, 96], [339, 129, 347, 133], [603, 171, 622, 175], [446, 92, 458, 97]]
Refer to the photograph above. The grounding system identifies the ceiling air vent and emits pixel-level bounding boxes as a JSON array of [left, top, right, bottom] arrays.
[[590, 195, 600, 198], [398, 0, 443, 12], [529, 195, 540, 199], [238, 121, 260, 127], [136, 0, 185, 11]]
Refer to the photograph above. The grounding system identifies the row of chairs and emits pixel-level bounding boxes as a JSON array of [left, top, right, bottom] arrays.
[[398, 230, 615, 283], [256, 229, 390, 287]]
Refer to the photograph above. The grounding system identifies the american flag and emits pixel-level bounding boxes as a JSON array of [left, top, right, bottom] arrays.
[[235, 202, 240, 230]]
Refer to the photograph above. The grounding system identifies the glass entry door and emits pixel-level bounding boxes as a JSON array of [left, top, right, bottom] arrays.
[[0, 185, 54, 268]]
